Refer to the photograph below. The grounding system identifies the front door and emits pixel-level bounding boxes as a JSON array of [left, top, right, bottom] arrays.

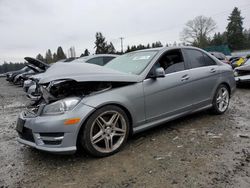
[[143, 49, 193, 122]]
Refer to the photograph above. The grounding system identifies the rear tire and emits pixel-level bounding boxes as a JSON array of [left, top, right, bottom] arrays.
[[211, 84, 230, 115], [80, 105, 130, 157]]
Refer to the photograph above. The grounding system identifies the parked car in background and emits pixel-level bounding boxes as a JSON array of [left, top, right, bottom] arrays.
[[13, 65, 43, 85], [6, 66, 31, 82], [6, 57, 50, 85], [234, 59, 250, 85], [209, 52, 230, 64], [24, 54, 118, 100], [23, 58, 75, 92], [231, 57, 246, 69], [243, 58, 250, 66], [16, 47, 236, 157]]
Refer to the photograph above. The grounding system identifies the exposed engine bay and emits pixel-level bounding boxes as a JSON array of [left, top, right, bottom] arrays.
[[37, 79, 133, 104]]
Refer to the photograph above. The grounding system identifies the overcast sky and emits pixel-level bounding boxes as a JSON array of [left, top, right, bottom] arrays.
[[0, 0, 250, 64]]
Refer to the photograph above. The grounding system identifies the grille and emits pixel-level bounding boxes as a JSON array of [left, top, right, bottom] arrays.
[[39, 132, 64, 145], [43, 140, 62, 145], [40, 132, 64, 137]]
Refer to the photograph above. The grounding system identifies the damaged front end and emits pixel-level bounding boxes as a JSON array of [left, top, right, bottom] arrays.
[[28, 79, 132, 116], [40, 79, 113, 103], [16, 79, 122, 153], [17, 66, 137, 154]]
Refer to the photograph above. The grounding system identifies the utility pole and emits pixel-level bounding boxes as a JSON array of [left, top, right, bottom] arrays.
[[119, 37, 124, 53]]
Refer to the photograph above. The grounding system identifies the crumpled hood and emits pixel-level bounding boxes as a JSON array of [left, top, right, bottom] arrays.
[[39, 62, 140, 84], [25, 57, 50, 71], [26, 64, 43, 73]]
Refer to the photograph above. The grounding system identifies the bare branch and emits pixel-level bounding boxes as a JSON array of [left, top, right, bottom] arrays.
[[180, 15, 216, 47]]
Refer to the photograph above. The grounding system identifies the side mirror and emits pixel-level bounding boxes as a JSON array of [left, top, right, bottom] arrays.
[[155, 67, 165, 78], [148, 67, 165, 78]]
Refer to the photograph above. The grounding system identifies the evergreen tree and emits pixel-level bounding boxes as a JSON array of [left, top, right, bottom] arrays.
[[56, 46, 66, 60], [152, 41, 163, 48], [80, 49, 90, 57], [226, 7, 245, 50], [94, 32, 108, 54], [45, 49, 53, 64], [94, 32, 117, 54], [53, 53, 58, 62], [126, 46, 131, 52], [36, 54, 44, 62], [210, 32, 227, 46], [243, 29, 250, 49], [107, 42, 116, 54], [0, 62, 26, 73], [84, 49, 90, 56]]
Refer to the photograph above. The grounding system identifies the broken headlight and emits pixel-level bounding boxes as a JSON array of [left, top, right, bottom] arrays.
[[234, 70, 238, 77], [42, 97, 81, 115]]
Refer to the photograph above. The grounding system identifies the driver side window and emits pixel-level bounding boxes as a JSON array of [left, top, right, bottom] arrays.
[[154, 49, 185, 74]]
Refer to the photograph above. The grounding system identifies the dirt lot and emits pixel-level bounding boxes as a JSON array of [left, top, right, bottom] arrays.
[[0, 77, 250, 188]]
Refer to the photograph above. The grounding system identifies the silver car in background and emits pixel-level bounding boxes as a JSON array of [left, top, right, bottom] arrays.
[[16, 47, 236, 157]]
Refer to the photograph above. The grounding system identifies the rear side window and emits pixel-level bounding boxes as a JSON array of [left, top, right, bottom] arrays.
[[87, 57, 104, 66], [184, 49, 207, 68], [103, 56, 115, 65], [184, 49, 216, 68]]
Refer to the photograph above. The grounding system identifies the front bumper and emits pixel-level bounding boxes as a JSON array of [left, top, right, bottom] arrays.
[[235, 75, 250, 84], [18, 138, 77, 154], [16, 103, 95, 154]]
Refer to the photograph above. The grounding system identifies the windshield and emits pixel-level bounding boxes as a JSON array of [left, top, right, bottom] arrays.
[[105, 51, 158, 75]]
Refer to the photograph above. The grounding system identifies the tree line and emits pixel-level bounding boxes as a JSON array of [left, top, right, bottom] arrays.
[[0, 62, 26, 74], [181, 7, 250, 51]]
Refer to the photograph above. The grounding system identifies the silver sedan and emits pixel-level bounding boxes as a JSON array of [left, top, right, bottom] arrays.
[[16, 46, 236, 157]]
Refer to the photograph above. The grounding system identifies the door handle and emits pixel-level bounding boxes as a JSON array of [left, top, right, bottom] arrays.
[[181, 75, 190, 81], [210, 68, 216, 73]]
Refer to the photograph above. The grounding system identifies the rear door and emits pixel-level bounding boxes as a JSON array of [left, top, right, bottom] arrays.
[[182, 49, 220, 109]]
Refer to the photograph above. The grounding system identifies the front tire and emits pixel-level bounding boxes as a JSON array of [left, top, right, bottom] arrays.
[[81, 105, 130, 157], [211, 84, 230, 114]]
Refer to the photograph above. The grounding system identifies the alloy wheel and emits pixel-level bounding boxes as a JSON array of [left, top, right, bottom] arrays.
[[90, 111, 127, 153], [216, 87, 229, 112]]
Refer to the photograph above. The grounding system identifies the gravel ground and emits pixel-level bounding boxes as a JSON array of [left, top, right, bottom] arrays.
[[0, 77, 250, 188]]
